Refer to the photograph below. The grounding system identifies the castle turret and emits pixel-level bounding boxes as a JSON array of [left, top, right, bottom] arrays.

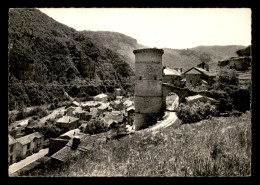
[[133, 48, 164, 130]]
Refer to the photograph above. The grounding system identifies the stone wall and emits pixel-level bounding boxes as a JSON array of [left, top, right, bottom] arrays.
[[186, 74, 201, 87]]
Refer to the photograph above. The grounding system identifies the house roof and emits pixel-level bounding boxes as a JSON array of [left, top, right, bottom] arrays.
[[26, 120, 39, 129], [56, 116, 79, 124], [51, 134, 106, 162], [163, 67, 181, 76], [9, 135, 17, 145], [185, 95, 204, 101], [81, 101, 101, 107], [72, 101, 80, 106], [127, 106, 135, 112], [183, 67, 216, 76], [185, 68, 202, 75], [59, 129, 81, 139], [123, 100, 134, 107], [94, 94, 108, 99], [16, 132, 43, 145], [105, 112, 124, 123], [114, 100, 123, 105], [73, 107, 86, 114], [97, 103, 109, 110], [101, 117, 115, 126], [195, 67, 216, 76]]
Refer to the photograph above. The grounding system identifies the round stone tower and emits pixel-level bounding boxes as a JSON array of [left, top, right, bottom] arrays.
[[133, 48, 164, 130]]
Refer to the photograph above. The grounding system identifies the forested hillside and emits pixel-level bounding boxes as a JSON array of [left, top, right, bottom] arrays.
[[81, 31, 145, 69], [8, 8, 133, 110]]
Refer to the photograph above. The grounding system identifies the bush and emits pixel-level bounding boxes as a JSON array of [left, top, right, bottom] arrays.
[[38, 121, 62, 139], [27, 107, 48, 118], [176, 101, 217, 124], [8, 113, 16, 125], [209, 69, 251, 114], [83, 118, 110, 135]]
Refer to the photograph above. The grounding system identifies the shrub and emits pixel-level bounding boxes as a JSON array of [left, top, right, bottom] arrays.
[[27, 107, 48, 118], [176, 101, 217, 124], [83, 118, 110, 135], [8, 113, 16, 125]]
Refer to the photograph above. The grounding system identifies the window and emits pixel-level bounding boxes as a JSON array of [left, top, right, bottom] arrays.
[[10, 145, 14, 153], [10, 156, 13, 164], [27, 143, 31, 150], [139, 76, 142, 80], [154, 76, 157, 80]]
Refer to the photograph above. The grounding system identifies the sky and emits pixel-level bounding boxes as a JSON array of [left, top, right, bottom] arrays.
[[39, 8, 251, 49]]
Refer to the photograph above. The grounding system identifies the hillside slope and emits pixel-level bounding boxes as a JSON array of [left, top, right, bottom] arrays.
[[8, 8, 133, 110], [81, 31, 145, 69], [83, 31, 246, 72], [29, 111, 251, 177]]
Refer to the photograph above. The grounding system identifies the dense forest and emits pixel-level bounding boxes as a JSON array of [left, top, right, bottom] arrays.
[[8, 8, 133, 110]]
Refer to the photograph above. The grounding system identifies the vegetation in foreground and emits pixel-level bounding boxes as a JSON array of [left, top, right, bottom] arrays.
[[28, 111, 251, 177]]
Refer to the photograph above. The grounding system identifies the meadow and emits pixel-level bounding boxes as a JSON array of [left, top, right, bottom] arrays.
[[31, 111, 251, 177]]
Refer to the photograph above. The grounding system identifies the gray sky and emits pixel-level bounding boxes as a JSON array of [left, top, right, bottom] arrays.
[[39, 8, 251, 49]]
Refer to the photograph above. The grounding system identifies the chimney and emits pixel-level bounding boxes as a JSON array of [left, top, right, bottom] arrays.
[[71, 136, 80, 150]]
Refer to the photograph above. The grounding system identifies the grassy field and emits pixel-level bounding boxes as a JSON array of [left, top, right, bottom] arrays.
[[31, 111, 251, 177]]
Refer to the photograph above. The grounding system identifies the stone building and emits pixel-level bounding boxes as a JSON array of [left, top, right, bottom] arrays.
[[133, 48, 164, 130], [9, 135, 17, 165], [56, 116, 80, 132], [127, 106, 135, 126], [162, 67, 181, 85], [16, 132, 44, 159], [182, 67, 216, 88]]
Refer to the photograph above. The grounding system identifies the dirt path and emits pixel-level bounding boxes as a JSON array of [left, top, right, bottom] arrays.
[[131, 111, 179, 134]]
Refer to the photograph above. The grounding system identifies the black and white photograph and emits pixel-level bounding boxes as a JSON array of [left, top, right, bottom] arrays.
[[8, 8, 252, 177]]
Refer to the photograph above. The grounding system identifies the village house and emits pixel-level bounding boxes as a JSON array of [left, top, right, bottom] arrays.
[[97, 103, 110, 115], [66, 106, 86, 120], [127, 106, 135, 126], [110, 100, 124, 110], [103, 111, 125, 125], [162, 67, 182, 85], [81, 101, 101, 108], [25, 120, 39, 135], [51, 134, 106, 165], [182, 67, 216, 88], [56, 116, 80, 132], [9, 135, 18, 165], [123, 99, 134, 109], [116, 96, 124, 100], [185, 94, 218, 106], [48, 129, 84, 156], [115, 88, 122, 96], [218, 45, 251, 71], [218, 56, 251, 71], [15, 132, 44, 159], [71, 101, 80, 107], [93, 93, 108, 103]]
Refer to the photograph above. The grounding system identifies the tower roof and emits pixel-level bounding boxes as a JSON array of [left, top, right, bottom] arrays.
[[133, 48, 164, 55]]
